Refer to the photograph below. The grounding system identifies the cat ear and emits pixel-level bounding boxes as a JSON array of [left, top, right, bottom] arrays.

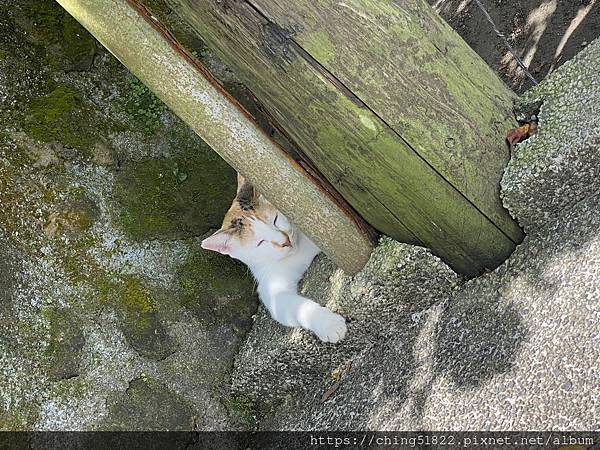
[[201, 230, 231, 255], [236, 173, 247, 193], [236, 174, 258, 207]]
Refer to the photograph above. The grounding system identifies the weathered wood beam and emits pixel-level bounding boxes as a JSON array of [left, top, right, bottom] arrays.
[[55, 0, 376, 274], [166, 0, 525, 276]]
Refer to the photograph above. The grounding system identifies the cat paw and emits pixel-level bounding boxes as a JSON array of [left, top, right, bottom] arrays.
[[309, 308, 347, 343]]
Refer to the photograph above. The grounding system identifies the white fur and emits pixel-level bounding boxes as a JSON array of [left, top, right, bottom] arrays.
[[202, 211, 347, 343]]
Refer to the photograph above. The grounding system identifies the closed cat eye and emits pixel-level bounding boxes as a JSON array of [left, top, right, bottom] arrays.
[[273, 214, 278, 226], [256, 240, 265, 247]]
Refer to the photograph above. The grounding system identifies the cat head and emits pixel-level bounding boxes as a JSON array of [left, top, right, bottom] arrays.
[[201, 175, 296, 265]]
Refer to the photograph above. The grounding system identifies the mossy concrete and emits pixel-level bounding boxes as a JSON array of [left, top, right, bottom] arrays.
[[113, 149, 236, 241], [176, 240, 256, 334], [43, 308, 85, 381], [124, 77, 166, 133], [23, 84, 96, 152], [102, 377, 196, 431], [114, 276, 177, 361], [0, 0, 256, 431], [14, 0, 96, 71]]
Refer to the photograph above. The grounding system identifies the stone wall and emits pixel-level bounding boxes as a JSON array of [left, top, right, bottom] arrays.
[[0, 0, 257, 430]]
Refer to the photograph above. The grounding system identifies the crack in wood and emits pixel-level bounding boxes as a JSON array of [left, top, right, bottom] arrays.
[[247, 89, 378, 241], [244, 0, 522, 246], [127, 0, 376, 244]]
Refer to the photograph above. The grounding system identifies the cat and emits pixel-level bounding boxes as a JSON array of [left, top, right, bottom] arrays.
[[201, 175, 347, 343]]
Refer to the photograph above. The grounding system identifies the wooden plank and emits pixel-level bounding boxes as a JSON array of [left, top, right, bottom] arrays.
[[250, 0, 523, 243], [166, 0, 522, 276], [55, 0, 376, 274]]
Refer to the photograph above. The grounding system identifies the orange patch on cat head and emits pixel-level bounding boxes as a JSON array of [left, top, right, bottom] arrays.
[[221, 197, 275, 243], [220, 175, 277, 242]]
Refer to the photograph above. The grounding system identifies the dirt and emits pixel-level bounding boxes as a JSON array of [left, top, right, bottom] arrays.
[[429, 0, 600, 92]]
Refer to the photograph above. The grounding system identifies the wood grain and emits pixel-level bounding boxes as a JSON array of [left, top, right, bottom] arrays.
[[167, 0, 524, 275]]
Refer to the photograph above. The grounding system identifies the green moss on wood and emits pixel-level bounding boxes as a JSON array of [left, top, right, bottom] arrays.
[[169, 0, 523, 275], [139, 0, 209, 58], [303, 30, 334, 65]]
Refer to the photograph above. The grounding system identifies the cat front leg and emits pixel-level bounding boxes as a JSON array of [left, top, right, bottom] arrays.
[[261, 290, 347, 343], [298, 299, 347, 343]]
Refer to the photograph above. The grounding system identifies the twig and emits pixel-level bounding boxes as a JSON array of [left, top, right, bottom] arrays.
[[473, 0, 538, 85]]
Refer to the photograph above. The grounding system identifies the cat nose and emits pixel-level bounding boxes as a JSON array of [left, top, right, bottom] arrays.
[[281, 234, 292, 247]]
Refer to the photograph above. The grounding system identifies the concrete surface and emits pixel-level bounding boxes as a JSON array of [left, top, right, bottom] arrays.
[[232, 37, 600, 431]]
